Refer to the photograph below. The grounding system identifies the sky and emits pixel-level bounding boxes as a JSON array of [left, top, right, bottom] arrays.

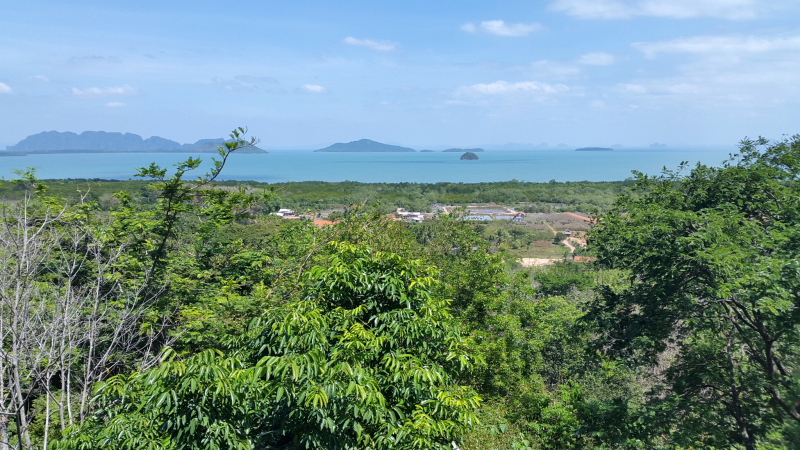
[[1, 0, 799, 148]]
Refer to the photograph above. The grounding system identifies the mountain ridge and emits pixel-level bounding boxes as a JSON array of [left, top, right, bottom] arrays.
[[5, 131, 266, 153]]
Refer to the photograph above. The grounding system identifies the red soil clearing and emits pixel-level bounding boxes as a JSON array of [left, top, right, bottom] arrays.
[[563, 212, 592, 222]]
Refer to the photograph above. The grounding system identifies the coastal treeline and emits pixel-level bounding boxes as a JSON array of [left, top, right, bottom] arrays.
[[0, 131, 798, 449], [0, 178, 632, 215]]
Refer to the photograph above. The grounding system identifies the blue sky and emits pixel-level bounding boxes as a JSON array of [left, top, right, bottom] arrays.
[[1, 0, 799, 148]]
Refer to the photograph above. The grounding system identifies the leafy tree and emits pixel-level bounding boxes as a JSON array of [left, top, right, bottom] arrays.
[[56, 243, 480, 450], [532, 262, 595, 298], [587, 136, 800, 448]]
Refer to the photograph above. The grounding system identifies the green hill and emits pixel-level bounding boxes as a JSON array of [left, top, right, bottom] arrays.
[[314, 139, 415, 152]]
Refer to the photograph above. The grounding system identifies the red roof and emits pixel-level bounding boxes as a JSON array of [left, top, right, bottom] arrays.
[[314, 219, 342, 227]]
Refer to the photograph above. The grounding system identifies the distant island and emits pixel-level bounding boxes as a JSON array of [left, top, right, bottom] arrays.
[[575, 147, 613, 152], [315, 139, 415, 152], [4, 131, 266, 154], [420, 150, 435, 153], [442, 148, 484, 153], [460, 152, 479, 160]]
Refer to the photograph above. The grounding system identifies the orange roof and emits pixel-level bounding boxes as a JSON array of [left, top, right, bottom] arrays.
[[314, 219, 341, 227]]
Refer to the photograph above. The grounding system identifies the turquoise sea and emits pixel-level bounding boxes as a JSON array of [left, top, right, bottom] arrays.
[[0, 148, 738, 183]]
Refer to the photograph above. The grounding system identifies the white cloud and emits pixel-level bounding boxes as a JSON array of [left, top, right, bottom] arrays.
[[458, 80, 569, 95], [72, 84, 138, 98], [624, 83, 648, 93], [302, 84, 326, 93], [530, 60, 582, 79], [665, 83, 703, 94], [633, 34, 800, 58], [621, 82, 706, 96], [549, 0, 759, 20], [27, 75, 50, 82], [578, 52, 616, 65], [343, 37, 398, 52], [0, 82, 11, 94], [106, 102, 126, 108], [622, 32, 800, 106], [461, 20, 543, 37], [460, 23, 477, 33]]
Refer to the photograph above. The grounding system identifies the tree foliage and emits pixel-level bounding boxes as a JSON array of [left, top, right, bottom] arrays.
[[57, 243, 480, 450], [588, 135, 800, 448]]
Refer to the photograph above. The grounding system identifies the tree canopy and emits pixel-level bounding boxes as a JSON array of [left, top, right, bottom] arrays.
[[588, 135, 800, 449]]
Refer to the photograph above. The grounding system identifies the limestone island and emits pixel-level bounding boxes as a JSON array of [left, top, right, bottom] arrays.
[[460, 152, 479, 160], [6, 131, 267, 154], [314, 139, 415, 152], [575, 147, 613, 152], [443, 148, 484, 152]]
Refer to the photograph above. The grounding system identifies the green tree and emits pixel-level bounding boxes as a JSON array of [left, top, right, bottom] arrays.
[[587, 136, 800, 448], [56, 242, 480, 450]]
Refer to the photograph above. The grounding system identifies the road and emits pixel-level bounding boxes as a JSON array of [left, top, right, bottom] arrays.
[[544, 222, 577, 252]]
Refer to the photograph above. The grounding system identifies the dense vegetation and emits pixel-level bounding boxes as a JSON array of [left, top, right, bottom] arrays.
[[1, 130, 798, 449], [0, 178, 632, 215]]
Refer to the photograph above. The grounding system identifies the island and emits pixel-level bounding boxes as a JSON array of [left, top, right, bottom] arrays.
[[314, 139, 415, 152], [460, 152, 479, 160], [443, 148, 484, 152], [5, 131, 266, 154], [420, 150, 435, 153], [575, 147, 613, 152]]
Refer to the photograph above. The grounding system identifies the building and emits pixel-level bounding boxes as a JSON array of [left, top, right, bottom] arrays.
[[275, 208, 296, 217], [445, 205, 524, 221], [396, 208, 425, 222]]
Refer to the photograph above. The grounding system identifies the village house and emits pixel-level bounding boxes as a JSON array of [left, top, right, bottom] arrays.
[[396, 208, 425, 222]]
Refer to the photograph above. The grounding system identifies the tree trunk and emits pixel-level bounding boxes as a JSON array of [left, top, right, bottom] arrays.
[[0, 414, 9, 450]]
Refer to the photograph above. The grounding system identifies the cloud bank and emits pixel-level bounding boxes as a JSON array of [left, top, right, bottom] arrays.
[[302, 84, 326, 93], [578, 52, 616, 65], [458, 80, 569, 95], [461, 20, 543, 37], [549, 0, 759, 20], [72, 84, 138, 98], [633, 34, 800, 58], [343, 37, 398, 51]]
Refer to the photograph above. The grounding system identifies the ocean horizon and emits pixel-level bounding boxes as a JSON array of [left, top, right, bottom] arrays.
[[0, 148, 740, 184]]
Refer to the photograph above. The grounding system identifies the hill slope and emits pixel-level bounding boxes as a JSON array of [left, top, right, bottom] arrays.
[[314, 139, 415, 152]]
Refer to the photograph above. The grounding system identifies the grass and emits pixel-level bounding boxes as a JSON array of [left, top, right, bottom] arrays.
[[507, 243, 571, 259]]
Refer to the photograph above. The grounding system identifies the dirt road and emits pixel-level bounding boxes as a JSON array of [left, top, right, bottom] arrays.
[[544, 222, 576, 252], [518, 258, 561, 267]]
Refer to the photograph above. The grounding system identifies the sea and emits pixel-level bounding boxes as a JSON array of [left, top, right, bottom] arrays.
[[0, 148, 739, 184]]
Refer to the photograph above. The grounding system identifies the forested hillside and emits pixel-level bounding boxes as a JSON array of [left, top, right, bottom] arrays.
[[0, 130, 798, 449]]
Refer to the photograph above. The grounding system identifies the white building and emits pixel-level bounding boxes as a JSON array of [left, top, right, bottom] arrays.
[[275, 208, 296, 217]]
